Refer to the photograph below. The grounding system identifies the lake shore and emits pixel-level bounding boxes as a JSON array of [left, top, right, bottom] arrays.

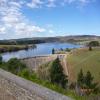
[[0, 44, 36, 53], [1, 43, 82, 61]]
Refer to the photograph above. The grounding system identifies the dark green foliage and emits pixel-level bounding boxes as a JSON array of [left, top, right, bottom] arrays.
[[84, 71, 99, 94], [0, 55, 2, 64], [69, 82, 76, 89], [84, 71, 93, 88], [77, 69, 99, 94], [0, 55, 2, 62], [0, 39, 45, 45], [50, 58, 68, 88], [3, 58, 26, 74], [84, 71, 99, 93], [65, 48, 71, 52], [52, 48, 55, 54], [89, 46, 92, 51], [77, 69, 85, 87], [18, 69, 31, 79], [88, 41, 99, 47]]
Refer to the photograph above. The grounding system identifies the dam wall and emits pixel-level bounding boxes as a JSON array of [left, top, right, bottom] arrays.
[[0, 69, 72, 100], [21, 55, 57, 71]]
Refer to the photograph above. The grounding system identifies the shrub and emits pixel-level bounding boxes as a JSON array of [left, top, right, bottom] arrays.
[[5, 58, 26, 74], [18, 69, 31, 80], [88, 41, 99, 47], [89, 46, 92, 51], [77, 69, 99, 94], [50, 58, 68, 88], [0, 55, 2, 64], [77, 69, 85, 87]]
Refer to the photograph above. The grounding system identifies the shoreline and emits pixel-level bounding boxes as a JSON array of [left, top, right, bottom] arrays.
[[0, 44, 36, 53]]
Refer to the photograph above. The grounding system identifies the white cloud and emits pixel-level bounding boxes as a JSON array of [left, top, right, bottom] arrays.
[[63, 0, 94, 5], [26, 0, 57, 8], [9, 1, 22, 8], [26, 0, 95, 9], [0, 26, 6, 34], [61, 0, 95, 7], [15, 23, 46, 34], [0, 0, 46, 38], [27, 0, 43, 8], [48, 29, 54, 34], [46, 0, 56, 7], [63, 0, 75, 4], [0, 0, 96, 39]]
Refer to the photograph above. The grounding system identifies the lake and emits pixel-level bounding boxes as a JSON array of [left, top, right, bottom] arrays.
[[1, 43, 82, 61]]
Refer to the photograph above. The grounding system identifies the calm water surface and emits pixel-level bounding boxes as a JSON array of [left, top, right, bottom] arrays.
[[2, 43, 82, 61]]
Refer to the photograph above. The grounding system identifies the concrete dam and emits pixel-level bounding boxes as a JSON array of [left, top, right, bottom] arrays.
[[21, 54, 69, 75]]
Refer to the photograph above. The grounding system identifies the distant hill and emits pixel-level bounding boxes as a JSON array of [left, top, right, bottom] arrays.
[[0, 35, 100, 45]]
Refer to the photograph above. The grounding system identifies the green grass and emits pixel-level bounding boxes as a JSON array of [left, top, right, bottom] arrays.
[[67, 47, 100, 85], [19, 70, 100, 100], [0, 57, 99, 100], [18, 69, 87, 100]]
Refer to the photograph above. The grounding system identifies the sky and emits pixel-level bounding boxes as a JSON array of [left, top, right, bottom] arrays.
[[0, 0, 100, 40]]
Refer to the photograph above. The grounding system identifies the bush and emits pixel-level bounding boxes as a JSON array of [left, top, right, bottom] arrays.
[[66, 48, 71, 52], [4, 58, 26, 74], [0, 55, 2, 64], [88, 41, 99, 47], [50, 58, 68, 88], [18, 69, 31, 80], [89, 46, 92, 51], [69, 82, 76, 89], [77, 69, 85, 87]]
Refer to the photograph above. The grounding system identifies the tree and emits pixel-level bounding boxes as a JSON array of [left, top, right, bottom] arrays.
[[88, 41, 99, 47], [85, 71, 94, 88], [84, 71, 99, 94], [52, 48, 55, 54], [77, 69, 85, 87], [77, 70, 99, 94], [0, 55, 2, 64], [50, 58, 68, 88], [89, 46, 92, 51]]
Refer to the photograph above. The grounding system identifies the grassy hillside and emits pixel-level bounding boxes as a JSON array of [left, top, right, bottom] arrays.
[[0, 35, 100, 45], [0, 44, 36, 53], [67, 47, 100, 85]]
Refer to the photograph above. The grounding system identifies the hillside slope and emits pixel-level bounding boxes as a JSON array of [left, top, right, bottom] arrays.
[[67, 47, 100, 84]]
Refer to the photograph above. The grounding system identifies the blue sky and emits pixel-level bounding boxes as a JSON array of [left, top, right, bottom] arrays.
[[0, 0, 100, 39]]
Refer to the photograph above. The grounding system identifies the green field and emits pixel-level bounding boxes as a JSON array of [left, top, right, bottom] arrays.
[[67, 47, 100, 85]]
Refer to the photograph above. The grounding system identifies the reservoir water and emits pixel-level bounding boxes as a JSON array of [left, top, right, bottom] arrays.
[[1, 43, 82, 61]]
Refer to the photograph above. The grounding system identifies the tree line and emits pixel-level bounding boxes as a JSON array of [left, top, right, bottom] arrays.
[[0, 39, 45, 45]]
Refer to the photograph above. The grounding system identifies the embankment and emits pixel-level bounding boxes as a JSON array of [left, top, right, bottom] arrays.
[[0, 69, 72, 100]]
